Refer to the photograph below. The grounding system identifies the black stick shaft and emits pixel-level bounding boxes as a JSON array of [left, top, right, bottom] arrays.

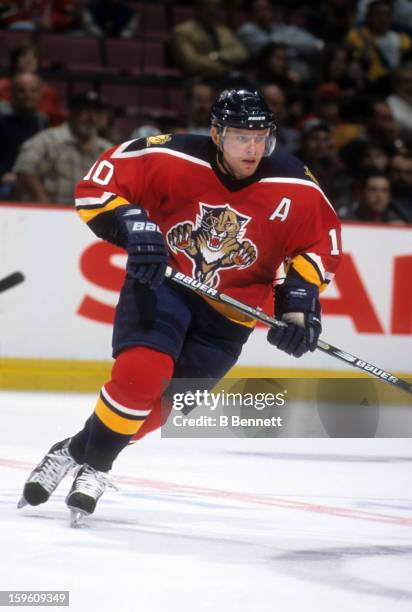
[[0, 272, 25, 293], [165, 267, 412, 397]]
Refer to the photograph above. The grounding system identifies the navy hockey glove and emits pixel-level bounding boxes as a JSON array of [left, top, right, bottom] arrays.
[[114, 205, 168, 290], [267, 277, 322, 358]]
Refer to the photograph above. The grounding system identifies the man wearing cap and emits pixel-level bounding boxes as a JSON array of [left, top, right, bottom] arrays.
[[14, 90, 113, 204]]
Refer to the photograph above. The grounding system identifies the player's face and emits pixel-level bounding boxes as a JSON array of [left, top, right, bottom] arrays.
[[215, 127, 268, 179]]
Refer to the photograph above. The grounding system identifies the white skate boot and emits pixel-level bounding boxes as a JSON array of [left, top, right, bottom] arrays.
[[66, 464, 112, 527], [18, 438, 78, 508]]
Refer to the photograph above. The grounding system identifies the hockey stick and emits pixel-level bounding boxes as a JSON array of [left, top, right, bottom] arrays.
[[0, 271, 25, 294], [165, 267, 412, 397]]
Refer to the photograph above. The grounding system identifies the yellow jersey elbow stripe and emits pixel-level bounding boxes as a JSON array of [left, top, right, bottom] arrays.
[[95, 396, 147, 435], [77, 196, 130, 224], [290, 254, 323, 287]]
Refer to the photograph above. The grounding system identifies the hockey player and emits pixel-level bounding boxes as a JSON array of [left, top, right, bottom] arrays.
[[18, 89, 342, 524]]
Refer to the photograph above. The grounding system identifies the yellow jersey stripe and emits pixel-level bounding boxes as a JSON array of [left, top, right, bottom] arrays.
[[289, 255, 322, 287], [77, 196, 130, 224]]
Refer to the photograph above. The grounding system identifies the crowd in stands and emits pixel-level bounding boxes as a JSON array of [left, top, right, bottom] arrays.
[[0, 0, 411, 225]]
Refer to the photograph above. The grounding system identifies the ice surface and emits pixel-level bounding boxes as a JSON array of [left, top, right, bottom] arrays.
[[0, 391, 411, 612]]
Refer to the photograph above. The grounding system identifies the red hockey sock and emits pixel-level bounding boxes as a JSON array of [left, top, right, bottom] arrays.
[[106, 346, 173, 409], [73, 346, 174, 471], [96, 346, 174, 437]]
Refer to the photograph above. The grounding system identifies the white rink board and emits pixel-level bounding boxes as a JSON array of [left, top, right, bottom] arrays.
[[0, 203, 411, 373]]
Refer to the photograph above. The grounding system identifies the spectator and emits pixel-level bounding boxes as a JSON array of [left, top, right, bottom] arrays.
[[357, 0, 412, 32], [82, 0, 138, 39], [170, 0, 248, 80], [302, 82, 364, 150], [13, 91, 112, 204], [340, 170, 404, 222], [346, 0, 412, 90], [340, 99, 408, 165], [259, 83, 300, 153], [365, 99, 407, 151], [94, 99, 118, 144], [339, 139, 390, 193], [340, 139, 391, 180], [389, 153, 412, 222], [0, 73, 48, 199], [358, 141, 391, 172], [0, 0, 76, 32], [305, 82, 367, 149], [0, 43, 65, 126], [298, 120, 351, 209], [323, 45, 351, 85], [387, 62, 412, 137], [322, 44, 368, 94], [186, 81, 214, 135], [307, 0, 357, 45], [254, 42, 301, 89], [283, 88, 312, 131], [238, 0, 324, 80], [308, 83, 342, 126]]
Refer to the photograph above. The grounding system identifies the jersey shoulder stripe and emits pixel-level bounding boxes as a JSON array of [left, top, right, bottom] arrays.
[[110, 133, 212, 165]]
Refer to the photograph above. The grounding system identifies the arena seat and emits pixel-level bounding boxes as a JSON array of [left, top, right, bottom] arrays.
[[39, 34, 103, 71], [167, 87, 186, 115], [0, 31, 34, 67], [143, 40, 180, 77], [105, 38, 143, 75], [141, 3, 168, 39], [140, 86, 167, 109], [114, 116, 141, 141], [100, 83, 141, 110]]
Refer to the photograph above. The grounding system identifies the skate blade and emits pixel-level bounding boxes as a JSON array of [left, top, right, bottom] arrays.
[[69, 508, 89, 528], [17, 497, 28, 509]]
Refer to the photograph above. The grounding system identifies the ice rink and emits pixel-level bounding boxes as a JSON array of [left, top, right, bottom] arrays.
[[1, 390, 412, 612]]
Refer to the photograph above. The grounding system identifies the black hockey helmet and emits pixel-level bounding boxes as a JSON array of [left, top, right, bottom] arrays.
[[211, 89, 275, 130], [211, 89, 276, 156]]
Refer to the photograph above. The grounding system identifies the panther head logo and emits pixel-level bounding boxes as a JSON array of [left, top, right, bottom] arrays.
[[168, 203, 257, 285]]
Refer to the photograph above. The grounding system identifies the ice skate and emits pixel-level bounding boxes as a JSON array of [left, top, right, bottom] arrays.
[[66, 464, 113, 526], [18, 438, 78, 508]]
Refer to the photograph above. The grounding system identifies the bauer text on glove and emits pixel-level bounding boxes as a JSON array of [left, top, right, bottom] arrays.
[[114, 205, 168, 290]]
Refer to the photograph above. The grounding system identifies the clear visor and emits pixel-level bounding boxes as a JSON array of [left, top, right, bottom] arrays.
[[219, 127, 276, 157]]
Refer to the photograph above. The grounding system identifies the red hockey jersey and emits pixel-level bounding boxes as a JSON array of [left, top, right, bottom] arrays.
[[75, 134, 342, 326]]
